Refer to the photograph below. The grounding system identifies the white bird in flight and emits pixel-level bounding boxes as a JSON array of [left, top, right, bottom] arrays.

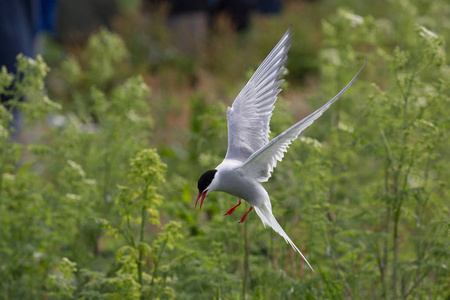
[[196, 26, 366, 271]]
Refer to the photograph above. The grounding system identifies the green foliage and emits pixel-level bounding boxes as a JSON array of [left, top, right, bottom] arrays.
[[1, 1, 450, 299], [0, 55, 61, 298], [301, 3, 449, 298], [46, 258, 78, 300], [66, 149, 183, 299]]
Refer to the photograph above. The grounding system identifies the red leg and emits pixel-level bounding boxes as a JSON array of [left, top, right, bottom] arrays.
[[224, 200, 241, 216], [239, 206, 253, 223]]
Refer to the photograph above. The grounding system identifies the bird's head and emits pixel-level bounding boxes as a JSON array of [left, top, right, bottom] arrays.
[[196, 169, 217, 210]]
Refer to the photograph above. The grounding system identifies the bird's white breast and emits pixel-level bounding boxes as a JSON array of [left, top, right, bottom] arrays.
[[211, 159, 268, 207]]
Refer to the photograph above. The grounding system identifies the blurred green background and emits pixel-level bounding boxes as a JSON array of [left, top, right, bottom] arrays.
[[0, 0, 449, 299]]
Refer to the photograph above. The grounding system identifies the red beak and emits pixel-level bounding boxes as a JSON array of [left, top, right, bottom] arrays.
[[195, 190, 208, 210]]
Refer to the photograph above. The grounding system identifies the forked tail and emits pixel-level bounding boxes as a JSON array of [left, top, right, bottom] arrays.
[[254, 204, 314, 271]]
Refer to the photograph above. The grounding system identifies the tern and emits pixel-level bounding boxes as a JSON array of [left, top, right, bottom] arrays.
[[196, 26, 365, 271]]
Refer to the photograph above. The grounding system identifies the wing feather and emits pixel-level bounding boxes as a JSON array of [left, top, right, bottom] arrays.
[[237, 61, 367, 182], [225, 26, 293, 162]]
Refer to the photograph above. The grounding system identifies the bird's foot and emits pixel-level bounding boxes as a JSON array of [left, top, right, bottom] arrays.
[[224, 200, 242, 216], [239, 206, 253, 223]]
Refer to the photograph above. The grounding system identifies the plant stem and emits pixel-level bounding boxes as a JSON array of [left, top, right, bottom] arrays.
[[391, 57, 419, 299], [126, 214, 136, 248], [402, 271, 429, 300], [151, 237, 168, 287], [138, 186, 148, 294], [382, 205, 390, 300], [137, 206, 146, 288], [242, 219, 249, 300], [392, 206, 400, 300], [379, 124, 393, 300]]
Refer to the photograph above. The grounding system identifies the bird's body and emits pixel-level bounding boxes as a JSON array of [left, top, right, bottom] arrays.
[[196, 26, 366, 271], [213, 160, 267, 206]]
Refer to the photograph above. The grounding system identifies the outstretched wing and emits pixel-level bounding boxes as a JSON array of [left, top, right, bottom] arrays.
[[237, 61, 367, 182], [225, 26, 293, 162]]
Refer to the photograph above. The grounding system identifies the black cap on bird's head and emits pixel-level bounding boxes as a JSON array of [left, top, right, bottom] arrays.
[[196, 169, 217, 210]]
